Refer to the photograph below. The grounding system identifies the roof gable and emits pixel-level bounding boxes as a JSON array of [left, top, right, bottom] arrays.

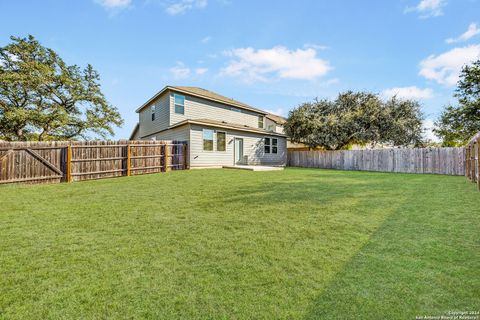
[[266, 113, 287, 124], [136, 86, 268, 115]]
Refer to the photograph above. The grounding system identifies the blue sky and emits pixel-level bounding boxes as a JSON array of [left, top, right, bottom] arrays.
[[1, 0, 480, 140]]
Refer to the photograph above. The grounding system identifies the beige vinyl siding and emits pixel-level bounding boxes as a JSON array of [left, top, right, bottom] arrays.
[[148, 125, 190, 141], [189, 124, 286, 167], [138, 93, 170, 138], [169, 93, 262, 128], [275, 124, 284, 134], [265, 118, 276, 132], [265, 118, 284, 134]]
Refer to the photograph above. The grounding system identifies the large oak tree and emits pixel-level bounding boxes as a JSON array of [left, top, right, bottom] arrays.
[[434, 59, 480, 146], [0, 35, 123, 141], [284, 91, 424, 150]]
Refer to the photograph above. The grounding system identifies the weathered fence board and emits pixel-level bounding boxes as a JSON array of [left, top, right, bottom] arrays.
[[0, 140, 188, 185], [288, 147, 465, 176]]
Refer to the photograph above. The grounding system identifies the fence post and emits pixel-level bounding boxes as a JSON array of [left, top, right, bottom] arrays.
[[165, 143, 169, 172], [66, 143, 72, 183], [467, 146, 471, 179], [467, 143, 472, 180], [472, 142, 476, 183], [126, 143, 131, 177]]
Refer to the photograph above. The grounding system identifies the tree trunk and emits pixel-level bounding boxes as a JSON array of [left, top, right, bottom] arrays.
[[38, 128, 48, 141], [16, 128, 26, 141]]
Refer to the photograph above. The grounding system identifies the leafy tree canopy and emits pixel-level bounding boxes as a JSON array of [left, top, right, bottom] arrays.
[[284, 91, 424, 150], [434, 59, 480, 146], [0, 35, 123, 141]]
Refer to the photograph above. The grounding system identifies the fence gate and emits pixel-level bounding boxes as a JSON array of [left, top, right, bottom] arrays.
[[0, 140, 188, 185], [0, 145, 66, 184]]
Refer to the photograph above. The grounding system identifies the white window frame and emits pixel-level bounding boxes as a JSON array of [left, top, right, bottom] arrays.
[[264, 137, 278, 154], [216, 131, 226, 152], [272, 138, 278, 154], [174, 94, 185, 115], [151, 105, 156, 121], [203, 129, 214, 151], [258, 116, 264, 129]]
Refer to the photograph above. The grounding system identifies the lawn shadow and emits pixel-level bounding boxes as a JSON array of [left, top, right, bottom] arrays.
[[300, 177, 480, 320]]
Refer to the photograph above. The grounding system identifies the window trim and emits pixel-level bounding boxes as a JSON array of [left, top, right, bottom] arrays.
[[258, 115, 264, 129], [174, 94, 185, 115], [202, 128, 214, 152], [216, 131, 227, 152], [264, 137, 278, 154], [151, 105, 156, 121]]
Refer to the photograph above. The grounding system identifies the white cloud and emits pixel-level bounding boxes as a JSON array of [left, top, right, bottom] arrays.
[[419, 44, 480, 86], [169, 62, 191, 79], [446, 23, 480, 44], [221, 46, 332, 82], [381, 86, 434, 100], [166, 0, 207, 15], [195, 68, 208, 75], [95, 0, 131, 9], [303, 43, 329, 50], [423, 119, 439, 142], [200, 36, 212, 44], [405, 0, 446, 18]]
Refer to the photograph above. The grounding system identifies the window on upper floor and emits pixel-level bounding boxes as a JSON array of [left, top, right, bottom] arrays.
[[203, 129, 214, 151], [151, 105, 156, 121], [264, 137, 278, 154], [174, 94, 185, 114], [258, 116, 264, 129], [231, 107, 241, 113]]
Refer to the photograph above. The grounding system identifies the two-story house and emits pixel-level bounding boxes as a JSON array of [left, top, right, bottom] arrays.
[[130, 86, 287, 168]]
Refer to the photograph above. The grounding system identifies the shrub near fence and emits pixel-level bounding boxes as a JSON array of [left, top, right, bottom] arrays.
[[288, 147, 465, 176], [0, 140, 188, 184]]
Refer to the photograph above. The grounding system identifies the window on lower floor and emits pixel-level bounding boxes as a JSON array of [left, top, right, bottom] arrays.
[[217, 131, 226, 151], [264, 137, 278, 154], [203, 129, 214, 151], [272, 138, 278, 154]]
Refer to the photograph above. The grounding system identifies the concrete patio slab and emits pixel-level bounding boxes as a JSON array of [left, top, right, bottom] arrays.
[[222, 165, 284, 171]]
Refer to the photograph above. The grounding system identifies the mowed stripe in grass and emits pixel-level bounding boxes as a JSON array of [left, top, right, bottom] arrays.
[[0, 168, 478, 319]]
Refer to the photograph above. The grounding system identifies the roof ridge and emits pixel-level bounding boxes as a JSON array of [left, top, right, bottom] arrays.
[[136, 85, 268, 114]]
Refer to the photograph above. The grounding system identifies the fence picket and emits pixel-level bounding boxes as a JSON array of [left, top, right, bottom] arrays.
[[288, 147, 465, 176], [0, 140, 188, 185]]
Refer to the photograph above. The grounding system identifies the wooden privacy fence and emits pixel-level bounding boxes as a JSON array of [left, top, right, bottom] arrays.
[[0, 140, 188, 184], [465, 133, 480, 190], [288, 147, 465, 176]]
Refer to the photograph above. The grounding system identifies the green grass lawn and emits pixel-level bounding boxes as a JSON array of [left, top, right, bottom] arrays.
[[0, 168, 479, 319]]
